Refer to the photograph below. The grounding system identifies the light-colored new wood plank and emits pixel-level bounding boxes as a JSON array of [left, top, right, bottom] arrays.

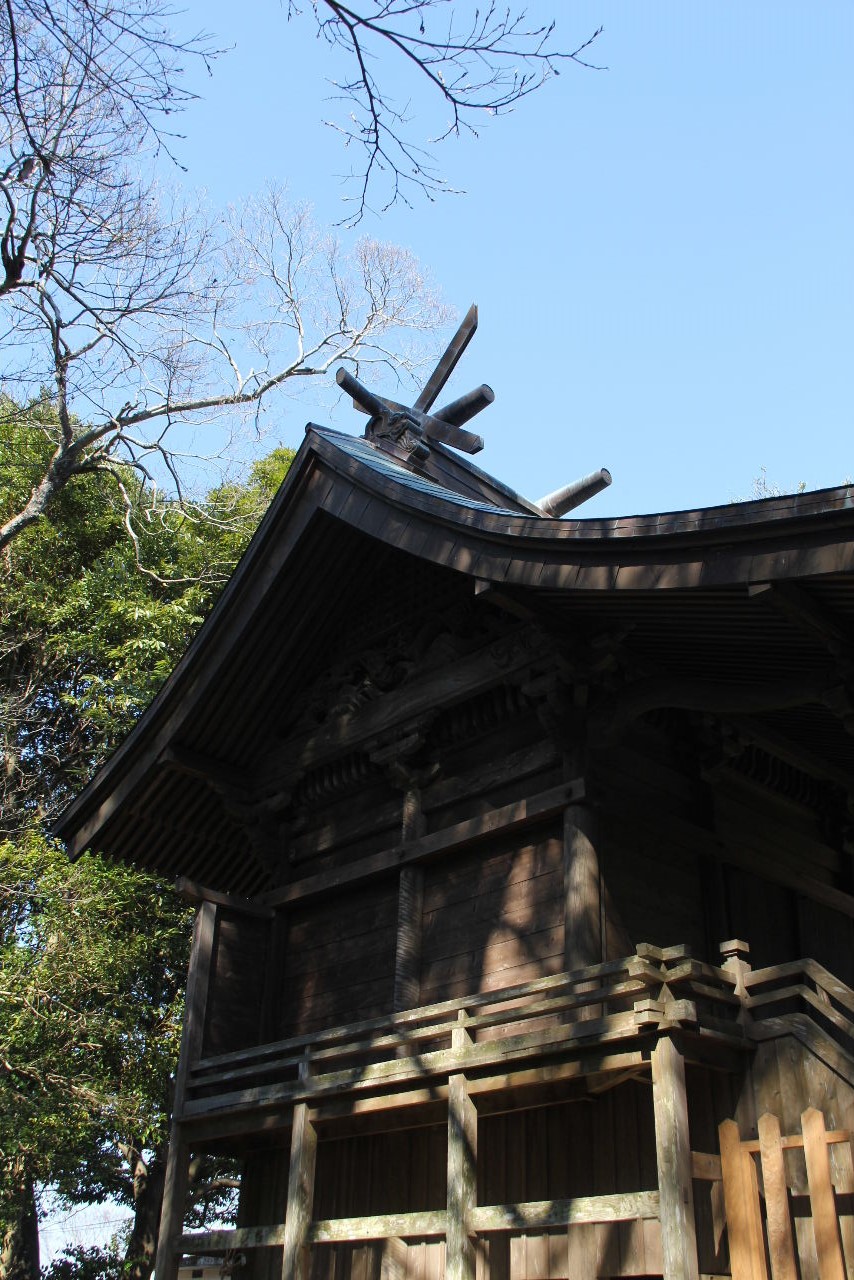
[[802, 1106, 846, 1280], [718, 1119, 767, 1280], [757, 1113, 797, 1280]]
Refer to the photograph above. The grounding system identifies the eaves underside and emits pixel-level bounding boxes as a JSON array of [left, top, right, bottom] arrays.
[[54, 428, 854, 860]]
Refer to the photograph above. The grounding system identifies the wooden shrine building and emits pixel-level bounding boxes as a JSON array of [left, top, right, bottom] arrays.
[[57, 310, 854, 1280]]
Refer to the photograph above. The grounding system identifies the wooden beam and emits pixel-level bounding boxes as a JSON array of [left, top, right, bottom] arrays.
[[181, 1007, 650, 1120], [750, 581, 853, 656], [446, 1074, 477, 1280], [156, 901, 217, 1280], [598, 671, 830, 745], [691, 1153, 722, 1182], [727, 715, 853, 793], [414, 303, 478, 413], [192, 954, 644, 1074], [186, 979, 659, 1097], [175, 876, 274, 918], [288, 740, 558, 865], [282, 1103, 317, 1280], [651, 1036, 699, 1280], [269, 626, 555, 779], [310, 1211, 447, 1243], [310, 1049, 647, 1124], [263, 781, 583, 908], [469, 1190, 660, 1232], [182, 1225, 289, 1252], [159, 744, 252, 797]]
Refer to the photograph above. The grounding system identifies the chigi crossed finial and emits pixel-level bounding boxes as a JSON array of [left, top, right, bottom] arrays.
[[336, 303, 492, 461], [336, 303, 612, 515]]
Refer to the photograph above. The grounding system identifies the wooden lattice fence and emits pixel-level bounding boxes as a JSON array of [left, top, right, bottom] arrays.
[[715, 1110, 852, 1280]]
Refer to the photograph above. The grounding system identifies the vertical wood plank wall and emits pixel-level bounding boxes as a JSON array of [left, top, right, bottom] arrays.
[[299, 1085, 661, 1280], [200, 716, 854, 1056], [419, 823, 564, 1005], [278, 880, 399, 1037], [202, 906, 270, 1056], [202, 693, 854, 1280]]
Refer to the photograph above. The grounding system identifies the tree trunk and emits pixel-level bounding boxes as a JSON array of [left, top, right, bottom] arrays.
[[123, 1145, 167, 1280], [0, 1169, 39, 1280]]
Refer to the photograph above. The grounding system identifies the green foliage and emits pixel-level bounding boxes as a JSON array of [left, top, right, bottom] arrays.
[[41, 1240, 126, 1280], [0, 396, 295, 828], [0, 396, 294, 1272], [0, 831, 191, 1214]]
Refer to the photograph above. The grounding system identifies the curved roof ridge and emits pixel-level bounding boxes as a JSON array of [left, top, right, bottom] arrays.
[[309, 425, 854, 541]]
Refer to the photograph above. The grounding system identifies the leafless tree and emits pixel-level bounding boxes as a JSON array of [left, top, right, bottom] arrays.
[[297, 0, 604, 218], [0, 0, 597, 551], [0, 4, 449, 552]]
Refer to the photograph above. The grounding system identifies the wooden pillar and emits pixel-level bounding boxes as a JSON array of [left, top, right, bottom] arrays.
[[155, 900, 217, 1280], [393, 866, 424, 1013], [282, 1103, 318, 1280], [393, 781, 426, 1015], [446, 1073, 477, 1280], [564, 801, 603, 972], [651, 1035, 699, 1280]]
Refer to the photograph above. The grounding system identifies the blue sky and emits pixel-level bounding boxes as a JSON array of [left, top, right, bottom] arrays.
[[164, 2, 852, 517]]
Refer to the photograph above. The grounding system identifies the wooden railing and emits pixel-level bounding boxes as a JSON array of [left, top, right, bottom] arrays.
[[182, 944, 743, 1121], [180, 1191, 663, 1253], [743, 956, 854, 1054], [692, 1110, 853, 1280], [177, 950, 854, 1274]]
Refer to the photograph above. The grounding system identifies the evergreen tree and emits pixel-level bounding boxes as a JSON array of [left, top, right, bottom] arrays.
[[0, 396, 294, 1280]]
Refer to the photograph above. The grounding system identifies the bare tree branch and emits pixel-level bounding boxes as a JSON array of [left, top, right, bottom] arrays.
[[0, 0, 451, 558], [0, 0, 594, 546], [294, 0, 604, 221]]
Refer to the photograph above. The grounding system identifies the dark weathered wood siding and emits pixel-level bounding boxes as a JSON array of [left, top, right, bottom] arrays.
[[202, 909, 270, 1057], [420, 824, 564, 1005], [278, 880, 399, 1037]]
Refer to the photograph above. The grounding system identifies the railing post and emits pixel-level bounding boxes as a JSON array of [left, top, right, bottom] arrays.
[[720, 939, 752, 1026], [282, 1102, 317, 1280], [155, 900, 217, 1280], [802, 1107, 846, 1280], [446, 1073, 477, 1280], [651, 1034, 699, 1280], [757, 1113, 797, 1280], [718, 1120, 767, 1280]]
